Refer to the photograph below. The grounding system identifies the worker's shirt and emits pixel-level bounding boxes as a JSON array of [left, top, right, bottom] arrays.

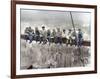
[[62, 32, 67, 38], [71, 32, 77, 40], [56, 31, 62, 37], [24, 28, 29, 35], [67, 32, 72, 39], [47, 31, 51, 37], [78, 32, 83, 39], [51, 31, 56, 38], [35, 30, 40, 36], [40, 30, 47, 38]]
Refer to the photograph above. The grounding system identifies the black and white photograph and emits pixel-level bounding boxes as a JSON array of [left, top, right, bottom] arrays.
[[20, 8, 91, 70]]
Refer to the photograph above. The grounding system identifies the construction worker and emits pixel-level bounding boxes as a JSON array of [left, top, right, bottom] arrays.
[[24, 26, 34, 43], [47, 29, 51, 45], [67, 29, 72, 46], [71, 31, 77, 46], [39, 26, 47, 44], [77, 29, 83, 47], [28, 27, 35, 43], [24, 27, 30, 42], [62, 29, 67, 44], [55, 28, 62, 45], [35, 27, 40, 43], [51, 29, 56, 44]]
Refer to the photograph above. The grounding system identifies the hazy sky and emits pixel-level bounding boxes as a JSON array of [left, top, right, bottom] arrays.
[[20, 9, 91, 40]]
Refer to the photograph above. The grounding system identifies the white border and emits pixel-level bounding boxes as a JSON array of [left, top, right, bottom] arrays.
[[16, 4, 95, 75]]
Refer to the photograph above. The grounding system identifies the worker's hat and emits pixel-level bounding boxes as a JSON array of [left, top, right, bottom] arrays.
[[42, 26, 45, 28]]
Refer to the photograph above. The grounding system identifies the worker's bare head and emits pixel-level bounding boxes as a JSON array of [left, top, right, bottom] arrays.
[[78, 28, 81, 32], [68, 29, 71, 32], [29, 26, 31, 29], [63, 29, 66, 32]]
